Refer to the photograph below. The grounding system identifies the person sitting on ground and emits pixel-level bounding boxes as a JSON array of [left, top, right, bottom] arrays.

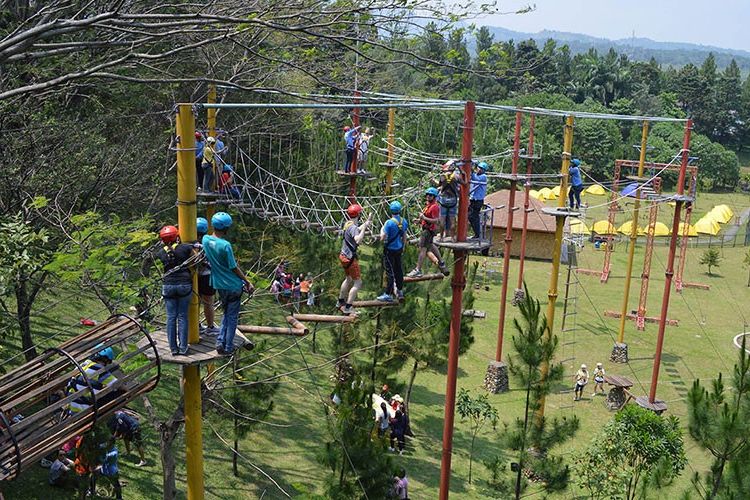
[[469, 161, 489, 239], [568, 158, 584, 210], [337, 203, 372, 316], [218, 164, 241, 199], [343, 125, 361, 173], [357, 127, 373, 173], [202, 212, 255, 356], [437, 159, 466, 241], [376, 402, 390, 438], [195, 131, 205, 190], [196, 217, 218, 336], [407, 187, 449, 278], [392, 468, 409, 499], [574, 363, 589, 401], [156, 225, 194, 356], [49, 449, 76, 488], [389, 410, 407, 455], [201, 136, 218, 193], [592, 362, 606, 396], [108, 410, 146, 467], [378, 201, 408, 303]]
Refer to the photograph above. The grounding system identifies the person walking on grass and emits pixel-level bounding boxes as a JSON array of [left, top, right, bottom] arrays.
[[568, 158, 584, 210], [202, 212, 255, 355], [378, 201, 408, 303], [337, 203, 372, 316], [407, 187, 449, 278], [592, 362, 606, 396], [389, 409, 407, 455], [157, 225, 194, 356], [574, 363, 589, 401], [108, 410, 146, 467]]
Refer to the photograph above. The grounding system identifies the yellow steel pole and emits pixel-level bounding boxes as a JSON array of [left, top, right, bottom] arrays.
[[205, 84, 217, 381], [176, 103, 205, 500], [616, 120, 649, 345], [385, 107, 395, 195], [535, 115, 574, 425]]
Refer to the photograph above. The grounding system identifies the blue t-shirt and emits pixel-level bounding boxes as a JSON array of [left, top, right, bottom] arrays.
[[569, 166, 583, 187], [470, 172, 487, 200], [196, 139, 205, 160], [382, 216, 408, 251], [344, 129, 358, 149], [202, 235, 243, 291]]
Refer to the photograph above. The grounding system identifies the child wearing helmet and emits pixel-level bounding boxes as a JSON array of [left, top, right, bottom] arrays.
[[357, 127, 373, 174], [218, 164, 241, 198], [378, 201, 409, 302], [407, 188, 449, 278], [201, 136, 218, 193], [337, 203, 372, 315], [574, 363, 589, 401], [469, 162, 489, 239], [157, 225, 195, 356], [202, 212, 254, 355], [196, 217, 218, 336], [437, 160, 466, 241], [568, 158, 584, 209]]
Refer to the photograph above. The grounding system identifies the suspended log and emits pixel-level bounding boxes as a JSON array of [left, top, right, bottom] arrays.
[[352, 300, 399, 308], [0, 315, 160, 481], [292, 314, 355, 324], [237, 325, 306, 336], [403, 273, 444, 283]]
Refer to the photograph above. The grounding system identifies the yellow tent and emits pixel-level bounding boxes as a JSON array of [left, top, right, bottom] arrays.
[[585, 184, 606, 196], [592, 220, 616, 234], [617, 220, 645, 235], [708, 205, 733, 224], [539, 187, 553, 200], [529, 189, 545, 202], [677, 222, 698, 236], [695, 217, 721, 235], [548, 185, 560, 199], [646, 221, 670, 236], [569, 218, 591, 235]]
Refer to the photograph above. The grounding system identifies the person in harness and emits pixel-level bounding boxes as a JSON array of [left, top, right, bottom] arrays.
[[66, 347, 121, 416], [469, 161, 489, 239], [378, 201, 409, 302], [157, 225, 195, 356], [337, 203, 372, 315], [437, 160, 466, 241], [406, 188, 449, 278]]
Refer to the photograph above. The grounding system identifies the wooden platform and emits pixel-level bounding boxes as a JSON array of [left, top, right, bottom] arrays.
[[403, 273, 444, 283], [670, 194, 695, 202], [434, 238, 491, 252], [137, 330, 251, 366], [335, 170, 374, 178], [635, 396, 668, 414], [682, 282, 710, 290], [541, 207, 580, 218], [603, 310, 679, 326]]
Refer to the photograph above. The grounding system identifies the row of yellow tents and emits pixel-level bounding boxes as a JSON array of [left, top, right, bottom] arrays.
[[530, 183, 607, 201], [570, 205, 734, 237]]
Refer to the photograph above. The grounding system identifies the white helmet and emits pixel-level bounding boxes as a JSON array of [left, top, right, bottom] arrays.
[[206, 136, 216, 143], [580, 364, 587, 370]]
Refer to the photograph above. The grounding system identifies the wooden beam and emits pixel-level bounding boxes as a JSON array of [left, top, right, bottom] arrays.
[[403, 273, 445, 283], [292, 313, 355, 323], [352, 299, 399, 308]]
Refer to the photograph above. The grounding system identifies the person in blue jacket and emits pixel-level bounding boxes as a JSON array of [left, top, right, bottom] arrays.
[[568, 158, 585, 209], [378, 201, 409, 302], [469, 161, 489, 239], [343, 125, 361, 173]]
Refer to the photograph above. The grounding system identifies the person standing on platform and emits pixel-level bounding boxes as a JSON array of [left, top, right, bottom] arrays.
[[343, 125, 361, 173], [568, 158, 584, 209], [437, 159, 466, 241], [337, 203, 372, 315], [378, 201, 408, 302], [202, 212, 255, 355], [407, 187, 449, 278], [195, 131, 205, 190], [201, 136, 217, 193], [196, 217, 218, 335], [358, 127, 373, 174], [469, 161, 489, 239], [156, 225, 194, 356]]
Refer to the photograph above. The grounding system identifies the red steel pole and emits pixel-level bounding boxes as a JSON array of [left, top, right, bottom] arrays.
[[438, 101, 475, 500], [516, 114, 535, 291], [495, 111, 522, 361], [648, 119, 692, 404], [348, 91, 361, 201]]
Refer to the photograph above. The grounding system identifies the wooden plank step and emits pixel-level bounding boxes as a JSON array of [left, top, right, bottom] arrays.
[[403, 273, 445, 283], [292, 313, 355, 324]]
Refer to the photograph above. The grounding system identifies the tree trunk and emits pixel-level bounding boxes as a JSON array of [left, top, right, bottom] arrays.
[[14, 273, 46, 361], [709, 458, 727, 499], [233, 430, 239, 477], [469, 433, 476, 484], [516, 367, 534, 500], [746, 268, 749, 287], [143, 396, 184, 500], [405, 359, 419, 414]]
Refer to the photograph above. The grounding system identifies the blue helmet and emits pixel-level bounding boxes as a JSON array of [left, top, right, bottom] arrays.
[[389, 201, 402, 214], [478, 161, 490, 172], [196, 217, 208, 234], [571, 158, 581, 167], [212, 212, 233, 230], [425, 187, 439, 197], [222, 164, 233, 173], [96, 346, 114, 362]]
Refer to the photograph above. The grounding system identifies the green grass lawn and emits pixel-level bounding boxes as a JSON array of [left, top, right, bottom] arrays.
[[2, 192, 750, 499]]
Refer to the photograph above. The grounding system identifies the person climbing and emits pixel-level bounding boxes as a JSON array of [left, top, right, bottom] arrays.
[[201, 136, 217, 193], [157, 225, 194, 356], [568, 158, 584, 209], [378, 201, 408, 302], [389, 409, 407, 455], [574, 363, 589, 401], [196, 217, 218, 336], [108, 410, 146, 467], [407, 187, 449, 278], [437, 159, 466, 241], [218, 164, 241, 198], [343, 125, 361, 173], [469, 161, 489, 239], [337, 203, 372, 315], [202, 212, 254, 355], [195, 131, 205, 191], [592, 362, 606, 396], [358, 127, 373, 174], [67, 346, 121, 415]]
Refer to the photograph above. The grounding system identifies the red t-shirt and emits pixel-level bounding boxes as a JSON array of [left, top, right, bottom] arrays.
[[422, 201, 439, 232]]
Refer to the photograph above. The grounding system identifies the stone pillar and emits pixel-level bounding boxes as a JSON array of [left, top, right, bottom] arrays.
[[610, 342, 629, 363], [511, 287, 525, 306], [484, 361, 509, 393]]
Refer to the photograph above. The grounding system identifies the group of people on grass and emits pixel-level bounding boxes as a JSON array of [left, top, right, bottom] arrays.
[[156, 212, 254, 357], [573, 362, 607, 401], [342, 125, 374, 174], [375, 386, 412, 456], [195, 130, 240, 197], [270, 260, 318, 309]]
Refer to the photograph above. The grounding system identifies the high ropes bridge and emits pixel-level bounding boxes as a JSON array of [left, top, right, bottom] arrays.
[[0, 88, 700, 500]]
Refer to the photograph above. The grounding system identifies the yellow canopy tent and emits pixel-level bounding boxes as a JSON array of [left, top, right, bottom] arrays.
[[694, 217, 721, 235], [646, 221, 670, 236], [617, 220, 645, 235], [677, 222, 698, 236], [592, 220, 616, 234], [529, 189, 545, 202], [585, 184, 606, 196], [569, 218, 591, 235], [538, 187, 553, 200], [548, 186, 560, 200], [708, 205, 733, 224]]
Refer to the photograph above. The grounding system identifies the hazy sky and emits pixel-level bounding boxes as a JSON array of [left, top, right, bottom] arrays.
[[476, 0, 749, 52]]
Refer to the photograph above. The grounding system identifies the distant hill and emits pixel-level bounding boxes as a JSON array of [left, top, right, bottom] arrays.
[[479, 26, 750, 72]]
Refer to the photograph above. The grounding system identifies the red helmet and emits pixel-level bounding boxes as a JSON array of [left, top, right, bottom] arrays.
[[159, 225, 179, 244], [195, 131, 203, 140], [343, 126, 351, 132], [347, 204, 363, 218]]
